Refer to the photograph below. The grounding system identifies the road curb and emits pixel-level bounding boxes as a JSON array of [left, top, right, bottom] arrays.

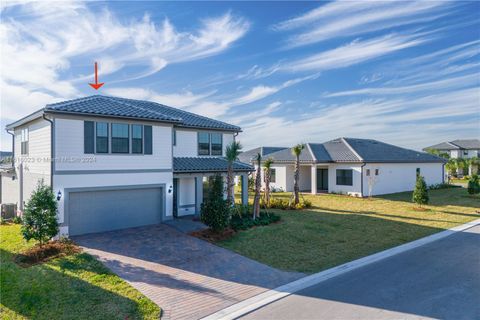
[[201, 218, 480, 320]]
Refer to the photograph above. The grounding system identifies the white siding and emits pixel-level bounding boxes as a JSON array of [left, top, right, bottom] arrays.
[[11, 118, 52, 209], [1, 172, 19, 205], [173, 129, 235, 157], [54, 171, 173, 235], [328, 163, 363, 196], [363, 163, 444, 196], [260, 164, 290, 192], [55, 117, 172, 171], [299, 165, 311, 191]]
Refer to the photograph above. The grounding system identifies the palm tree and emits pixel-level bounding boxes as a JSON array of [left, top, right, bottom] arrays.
[[468, 156, 480, 176], [225, 141, 242, 205], [456, 158, 468, 176], [253, 153, 262, 219], [263, 158, 274, 207], [445, 159, 457, 180], [291, 144, 305, 205]]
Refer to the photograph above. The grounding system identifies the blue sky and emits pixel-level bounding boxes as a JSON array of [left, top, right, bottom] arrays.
[[1, 1, 479, 151]]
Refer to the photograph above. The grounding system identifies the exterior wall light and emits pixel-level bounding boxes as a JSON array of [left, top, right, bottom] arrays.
[[57, 190, 62, 201]]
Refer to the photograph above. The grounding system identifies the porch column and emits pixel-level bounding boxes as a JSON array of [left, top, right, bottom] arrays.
[[241, 173, 249, 206], [311, 164, 317, 195], [194, 176, 203, 217]]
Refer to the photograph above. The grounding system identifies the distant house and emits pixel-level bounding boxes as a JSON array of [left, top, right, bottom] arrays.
[[242, 138, 446, 197], [423, 139, 480, 159]]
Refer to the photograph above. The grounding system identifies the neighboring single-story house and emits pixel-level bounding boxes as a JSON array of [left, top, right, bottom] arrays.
[[242, 138, 446, 197], [423, 139, 480, 159], [2, 95, 253, 236]]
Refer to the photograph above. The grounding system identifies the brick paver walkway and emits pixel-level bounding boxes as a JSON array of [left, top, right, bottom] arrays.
[[74, 224, 303, 320]]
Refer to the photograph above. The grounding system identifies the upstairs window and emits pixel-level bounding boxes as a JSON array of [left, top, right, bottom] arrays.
[[131, 125, 143, 154], [198, 132, 210, 155], [336, 169, 353, 186], [173, 130, 177, 146], [211, 133, 222, 155], [375, 169, 379, 176], [366, 169, 371, 176], [416, 168, 421, 176], [21, 128, 29, 155], [96, 122, 109, 153], [111, 123, 129, 153]]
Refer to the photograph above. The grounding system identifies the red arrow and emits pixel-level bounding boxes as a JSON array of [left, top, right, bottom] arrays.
[[89, 62, 104, 90]]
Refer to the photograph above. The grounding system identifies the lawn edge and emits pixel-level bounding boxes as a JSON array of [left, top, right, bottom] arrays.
[[201, 218, 480, 320]]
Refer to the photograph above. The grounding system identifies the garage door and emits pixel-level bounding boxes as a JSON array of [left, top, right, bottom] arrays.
[[68, 187, 163, 236]]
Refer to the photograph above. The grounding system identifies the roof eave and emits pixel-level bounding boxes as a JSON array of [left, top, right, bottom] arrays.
[[43, 109, 182, 124], [174, 123, 242, 133], [6, 108, 45, 130]]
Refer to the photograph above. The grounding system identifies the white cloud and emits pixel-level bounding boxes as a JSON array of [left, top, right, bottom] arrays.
[[274, 1, 449, 48], [282, 34, 428, 72], [326, 73, 479, 97]]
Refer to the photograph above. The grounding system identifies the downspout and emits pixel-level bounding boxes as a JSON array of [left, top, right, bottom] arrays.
[[233, 131, 239, 142], [42, 114, 54, 189], [6, 129, 14, 169], [360, 162, 367, 197]]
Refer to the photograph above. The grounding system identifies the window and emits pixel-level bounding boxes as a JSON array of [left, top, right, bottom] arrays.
[[416, 168, 421, 176], [21, 128, 29, 155], [111, 123, 129, 153], [336, 169, 353, 186], [270, 168, 276, 183], [375, 169, 379, 176], [366, 169, 370, 176], [132, 125, 143, 154], [211, 133, 222, 155], [463, 150, 468, 156], [198, 132, 210, 155], [173, 130, 176, 146], [96, 122, 109, 153]]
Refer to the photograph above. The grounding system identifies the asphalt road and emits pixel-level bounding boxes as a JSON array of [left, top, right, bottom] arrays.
[[241, 224, 480, 320]]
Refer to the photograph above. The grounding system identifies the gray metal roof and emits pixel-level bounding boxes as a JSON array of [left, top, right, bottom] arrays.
[[8, 95, 241, 132], [173, 157, 253, 173], [254, 138, 445, 164], [424, 139, 480, 150], [238, 146, 287, 163]]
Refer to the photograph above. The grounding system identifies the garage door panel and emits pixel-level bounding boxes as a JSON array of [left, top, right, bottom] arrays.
[[69, 187, 163, 236]]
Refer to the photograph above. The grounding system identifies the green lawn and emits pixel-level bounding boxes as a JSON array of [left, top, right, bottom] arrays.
[[222, 188, 480, 273], [0, 224, 160, 320]]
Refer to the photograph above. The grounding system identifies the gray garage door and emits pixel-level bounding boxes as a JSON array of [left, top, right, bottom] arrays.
[[68, 187, 163, 236]]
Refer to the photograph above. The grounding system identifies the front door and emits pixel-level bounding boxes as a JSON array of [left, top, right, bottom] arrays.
[[316, 168, 328, 191]]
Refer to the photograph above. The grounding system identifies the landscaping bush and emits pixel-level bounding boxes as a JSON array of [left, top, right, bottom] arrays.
[[21, 181, 59, 246], [412, 175, 429, 206], [12, 216, 22, 224], [262, 197, 312, 210], [467, 175, 480, 195], [428, 183, 460, 190], [230, 211, 280, 231], [200, 175, 231, 232]]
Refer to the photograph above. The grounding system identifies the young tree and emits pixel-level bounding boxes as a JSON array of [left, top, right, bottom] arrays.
[[225, 141, 242, 205], [467, 174, 480, 195], [455, 158, 468, 176], [21, 181, 59, 246], [412, 175, 429, 207], [252, 153, 262, 219], [445, 159, 457, 179], [263, 158, 274, 207], [468, 157, 480, 176], [201, 175, 231, 232], [291, 144, 305, 205]]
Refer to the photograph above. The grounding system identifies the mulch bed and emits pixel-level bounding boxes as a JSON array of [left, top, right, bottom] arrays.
[[189, 228, 236, 242], [14, 240, 82, 267]]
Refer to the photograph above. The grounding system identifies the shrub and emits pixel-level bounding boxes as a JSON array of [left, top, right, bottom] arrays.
[[230, 211, 280, 231], [467, 175, 480, 195], [21, 181, 59, 246], [412, 175, 429, 206], [428, 183, 460, 190], [201, 175, 231, 232], [12, 216, 22, 224]]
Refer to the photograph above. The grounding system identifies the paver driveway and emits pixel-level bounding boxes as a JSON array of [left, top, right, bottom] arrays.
[[74, 224, 303, 320]]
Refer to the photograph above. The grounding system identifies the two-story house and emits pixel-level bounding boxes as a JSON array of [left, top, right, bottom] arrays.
[[2, 95, 252, 236], [423, 139, 480, 159]]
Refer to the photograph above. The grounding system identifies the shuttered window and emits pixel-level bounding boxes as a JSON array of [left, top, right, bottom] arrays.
[[111, 123, 129, 153], [132, 125, 143, 154], [144, 125, 152, 154], [21, 128, 29, 155], [84, 121, 94, 154]]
